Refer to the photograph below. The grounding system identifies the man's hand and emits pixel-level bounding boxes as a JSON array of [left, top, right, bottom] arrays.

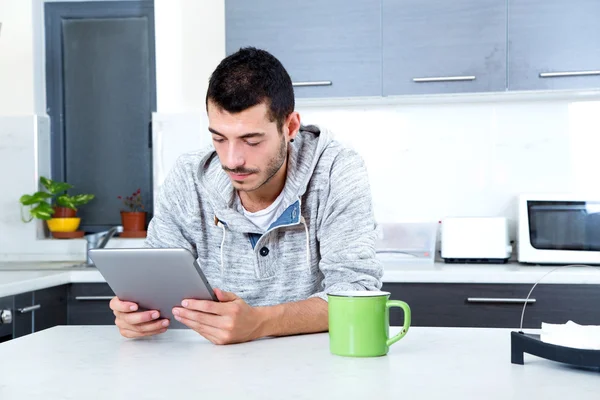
[[172, 288, 263, 345], [110, 297, 170, 338]]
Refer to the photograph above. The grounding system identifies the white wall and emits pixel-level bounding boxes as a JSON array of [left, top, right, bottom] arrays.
[[297, 96, 600, 227], [154, 0, 225, 112], [0, 0, 36, 115]]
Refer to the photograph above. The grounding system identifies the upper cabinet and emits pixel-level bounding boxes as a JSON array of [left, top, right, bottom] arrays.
[[225, 0, 382, 98], [226, 0, 600, 99], [382, 0, 507, 96], [508, 0, 600, 91]]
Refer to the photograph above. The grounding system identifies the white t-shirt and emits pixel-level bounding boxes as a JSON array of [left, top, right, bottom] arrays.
[[239, 191, 286, 232]]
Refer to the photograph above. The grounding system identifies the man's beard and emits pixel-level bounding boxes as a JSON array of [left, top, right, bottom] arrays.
[[224, 135, 288, 192]]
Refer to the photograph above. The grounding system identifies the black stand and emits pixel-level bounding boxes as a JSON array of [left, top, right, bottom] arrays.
[[511, 331, 600, 370]]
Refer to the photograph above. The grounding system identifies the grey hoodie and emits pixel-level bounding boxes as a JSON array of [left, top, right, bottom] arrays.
[[144, 125, 383, 306]]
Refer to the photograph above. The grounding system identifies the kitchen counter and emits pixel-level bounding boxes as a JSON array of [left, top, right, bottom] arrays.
[[381, 261, 600, 284], [1, 260, 600, 298], [0, 269, 103, 297], [0, 326, 598, 399]]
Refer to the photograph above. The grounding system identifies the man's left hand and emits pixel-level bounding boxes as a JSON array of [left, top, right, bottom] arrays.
[[172, 288, 263, 345]]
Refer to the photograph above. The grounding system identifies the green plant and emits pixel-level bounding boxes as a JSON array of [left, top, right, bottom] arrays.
[[19, 177, 95, 221]]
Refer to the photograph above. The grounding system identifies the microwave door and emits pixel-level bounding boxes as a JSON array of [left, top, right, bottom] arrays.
[[528, 201, 600, 251]]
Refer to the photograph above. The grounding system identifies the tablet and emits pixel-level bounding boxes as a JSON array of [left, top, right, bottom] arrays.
[[88, 247, 218, 329]]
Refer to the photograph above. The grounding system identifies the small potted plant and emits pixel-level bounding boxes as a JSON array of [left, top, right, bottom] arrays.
[[118, 188, 147, 237], [19, 176, 95, 237]]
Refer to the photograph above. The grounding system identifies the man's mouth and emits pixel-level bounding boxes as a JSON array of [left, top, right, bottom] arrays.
[[228, 171, 253, 181]]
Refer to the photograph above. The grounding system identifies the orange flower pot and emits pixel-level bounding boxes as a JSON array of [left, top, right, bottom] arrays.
[[120, 211, 146, 232]]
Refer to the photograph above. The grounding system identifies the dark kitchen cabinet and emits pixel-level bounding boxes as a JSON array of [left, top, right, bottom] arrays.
[[67, 283, 116, 325], [382, 282, 600, 329], [13, 292, 34, 338], [34, 285, 68, 332], [13, 285, 69, 338]]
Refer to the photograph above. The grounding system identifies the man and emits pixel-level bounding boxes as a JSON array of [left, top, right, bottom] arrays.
[[110, 47, 383, 344]]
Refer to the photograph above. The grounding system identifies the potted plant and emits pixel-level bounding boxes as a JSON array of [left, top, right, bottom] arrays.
[[118, 188, 147, 235], [19, 176, 95, 236]]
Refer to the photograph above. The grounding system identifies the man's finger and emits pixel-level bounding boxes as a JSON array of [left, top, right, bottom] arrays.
[[121, 310, 161, 325], [110, 296, 138, 312], [172, 307, 225, 329], [213, 288, 238, 302], [116, 316, 169, 332], [181, 299, 225, 315]]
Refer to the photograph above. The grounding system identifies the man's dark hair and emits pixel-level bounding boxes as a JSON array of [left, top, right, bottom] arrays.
[[206, 47, 295, 132]]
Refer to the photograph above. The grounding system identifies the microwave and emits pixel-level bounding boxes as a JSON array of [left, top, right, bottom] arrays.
[[518, 194, 600, 265]]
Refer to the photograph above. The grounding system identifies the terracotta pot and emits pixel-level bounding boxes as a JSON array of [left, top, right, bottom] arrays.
[[53, 206, 77, 218], [121, 211, 146, 231]]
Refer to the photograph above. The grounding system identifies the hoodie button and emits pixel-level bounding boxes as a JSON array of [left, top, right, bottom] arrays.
[[259, 247, 269, 257]]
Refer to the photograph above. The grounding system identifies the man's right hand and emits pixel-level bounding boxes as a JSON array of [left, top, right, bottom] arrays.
[[110, 297, 170, 338]]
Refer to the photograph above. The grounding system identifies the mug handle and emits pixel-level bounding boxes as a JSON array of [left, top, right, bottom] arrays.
[[386, 300, 411, 347]]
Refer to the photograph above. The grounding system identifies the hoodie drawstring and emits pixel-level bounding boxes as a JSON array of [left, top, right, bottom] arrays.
[[301, 216, 311, 274], [218, 222, 226, 276], [216, 217, 311, 276]]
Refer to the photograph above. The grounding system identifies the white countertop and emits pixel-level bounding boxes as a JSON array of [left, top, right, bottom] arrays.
[[381, 261, 600, 284], [0, 269, 103, 297], [0, 326, 598, 399], [1, 260, 600, 298]]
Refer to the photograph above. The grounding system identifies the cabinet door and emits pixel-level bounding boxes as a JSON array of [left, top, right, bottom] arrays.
[[509, 0, 600, 91], [13, 292, 33, 338], [382, 282, 600, 329], [383, 0, 507, 95], [226, 0, 382, 98], [68, 283, 116, 325], [34, 285, 68, 332]]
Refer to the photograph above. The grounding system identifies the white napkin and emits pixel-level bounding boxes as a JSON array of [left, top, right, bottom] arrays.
[[540, 320, 600, 350]]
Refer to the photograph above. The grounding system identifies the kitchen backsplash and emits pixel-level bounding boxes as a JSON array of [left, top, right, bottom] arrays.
[[153, 94, 600, 224], [2, 93, 600, 260]]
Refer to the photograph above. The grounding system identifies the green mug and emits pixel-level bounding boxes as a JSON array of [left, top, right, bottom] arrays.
[[328, 290, 411, 357]]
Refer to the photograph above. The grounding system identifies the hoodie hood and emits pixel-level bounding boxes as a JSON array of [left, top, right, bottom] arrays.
[[198, 125, 334, 233]]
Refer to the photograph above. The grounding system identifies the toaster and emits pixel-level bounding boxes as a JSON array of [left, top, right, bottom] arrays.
[[441, 217, 512, 263]]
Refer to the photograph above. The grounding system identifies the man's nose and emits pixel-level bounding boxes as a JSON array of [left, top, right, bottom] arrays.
[[224, 143, 245, 169]]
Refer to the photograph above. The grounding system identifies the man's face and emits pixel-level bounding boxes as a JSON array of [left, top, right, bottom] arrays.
[[207, 101, 288, 192]]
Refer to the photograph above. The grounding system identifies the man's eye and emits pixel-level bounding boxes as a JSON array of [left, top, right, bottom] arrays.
[[246, 142, 260, 147], [213, 138, 225, 143]]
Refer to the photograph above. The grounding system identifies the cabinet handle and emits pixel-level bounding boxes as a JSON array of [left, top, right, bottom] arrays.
[[292, 81, 332, 87], [540, 70, 600, 78], [18, 304, 41, 314], [467, 298, 536, 304], [75, 296, 114, 301], [413, 75, 476, 83]]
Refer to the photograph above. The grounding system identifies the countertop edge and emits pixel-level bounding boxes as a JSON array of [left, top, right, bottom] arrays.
[[2, 262, 600, 298]]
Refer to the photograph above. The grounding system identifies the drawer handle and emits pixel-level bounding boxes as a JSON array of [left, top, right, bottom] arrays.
[[540, 70, 600, 78], [292, 81, 332, 87], [75, 296, 114, 301], [413, 75, 476, 83], [18, 304, 41, 314], [467, 298, 536, 304]]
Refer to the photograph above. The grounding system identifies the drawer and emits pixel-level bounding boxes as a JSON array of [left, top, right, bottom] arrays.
[[68, 283, 115, 325], [34, 285, 68, 332], [382, 283, 600, 329]]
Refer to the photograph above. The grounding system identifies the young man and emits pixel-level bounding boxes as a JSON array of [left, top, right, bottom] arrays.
[[110, 47, 383, 344]]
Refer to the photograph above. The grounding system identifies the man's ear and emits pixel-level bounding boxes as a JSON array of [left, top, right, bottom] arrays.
[[285, 112, 301, 142]]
